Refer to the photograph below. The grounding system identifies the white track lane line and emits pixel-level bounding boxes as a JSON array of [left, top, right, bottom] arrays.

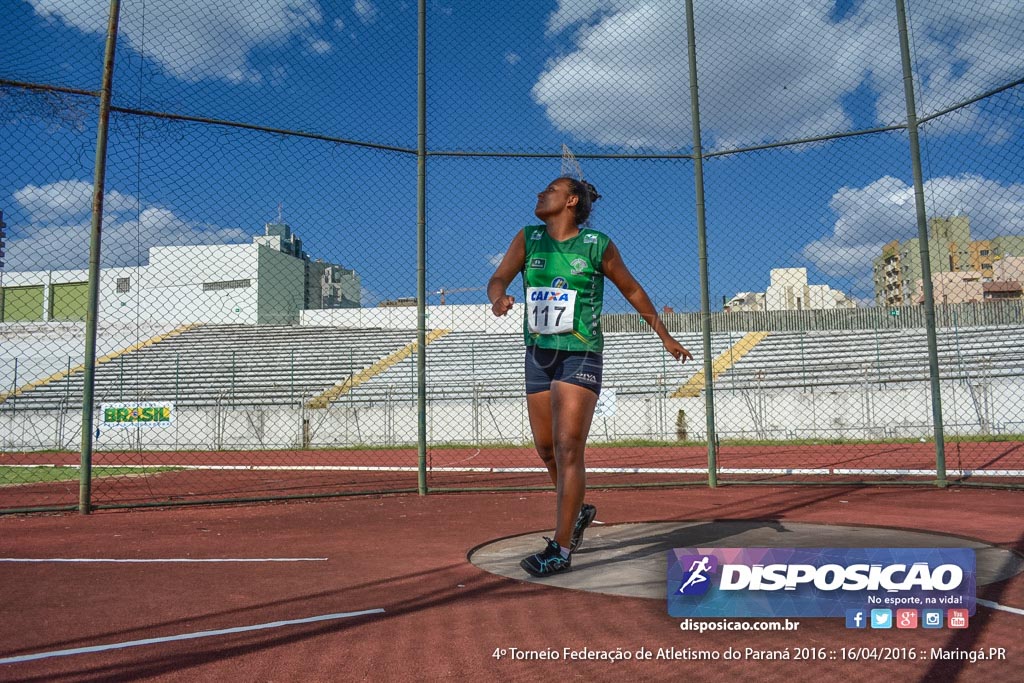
[[11, 464, 1024, 476], [0, 608, 385, 665], [437, 448, 482, 466], [0, 558, 326, 563], [977, 599, 1024, 616]]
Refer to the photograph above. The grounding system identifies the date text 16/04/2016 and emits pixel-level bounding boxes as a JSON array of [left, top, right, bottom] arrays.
[[491, 647, 1008, 662]]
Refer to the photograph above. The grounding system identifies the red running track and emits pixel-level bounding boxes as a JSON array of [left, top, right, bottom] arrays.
[[1, 441, 1022, 510], [0, 485, 1022, 681]]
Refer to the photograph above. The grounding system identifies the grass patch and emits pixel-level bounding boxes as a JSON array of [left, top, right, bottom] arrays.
[[0, 465, 180, 485]]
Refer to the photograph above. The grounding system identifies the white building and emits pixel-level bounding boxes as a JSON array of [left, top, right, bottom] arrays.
[[993, 255, 1024, 285], [914, 255, 1024, 304], [727, 268, 855, 312], [723, 291, 765, 312], [0, 223, 360, 325]]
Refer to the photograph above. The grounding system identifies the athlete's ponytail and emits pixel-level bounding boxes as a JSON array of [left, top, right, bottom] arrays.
[[562, 178, 601, 226]]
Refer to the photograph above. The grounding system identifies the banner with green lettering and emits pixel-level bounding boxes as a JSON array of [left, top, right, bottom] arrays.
[[101, 402, 174, 428]]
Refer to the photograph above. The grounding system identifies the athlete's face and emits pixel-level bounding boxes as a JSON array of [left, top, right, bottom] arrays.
[[534, 179, 578, 221]]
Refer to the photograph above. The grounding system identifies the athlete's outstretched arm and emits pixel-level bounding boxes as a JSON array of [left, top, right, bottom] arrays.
[[488, 231, 526, 317], [602, 240, 693, 362]]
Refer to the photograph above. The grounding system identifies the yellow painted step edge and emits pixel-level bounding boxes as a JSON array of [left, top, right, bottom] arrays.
[[307, 328, 452, 409], [671, 331, 770, 398], [0, 323, 201, 405]]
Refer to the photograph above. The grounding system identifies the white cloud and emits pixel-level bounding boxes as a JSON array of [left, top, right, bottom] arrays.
[[267, 66, 289, 87], [534, 0, 1024, 150], [6, 180, 248, 271], [27, 0, 322, 84], [504, 52, 522, 66], [880, 2, 1024, 119], [27, 0, 107, 33], [802, 241, 889, 279], [333, 18, 346, 31], [981, 125, 1014, 147], [307, 39, 333, 54], [486, 252, 505, 267], [353, 0, 379, 24], [359, 286, 384, 306], [803, 174, 1024, 278], [544, 0, 619, 37], [13, 180, 138, 223]]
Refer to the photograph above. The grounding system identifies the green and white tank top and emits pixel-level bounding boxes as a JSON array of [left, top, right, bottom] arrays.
[[521, 225, 611, 353]]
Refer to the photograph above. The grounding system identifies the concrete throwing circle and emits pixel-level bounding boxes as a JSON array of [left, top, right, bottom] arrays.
[[469, 521, 1024, 598]]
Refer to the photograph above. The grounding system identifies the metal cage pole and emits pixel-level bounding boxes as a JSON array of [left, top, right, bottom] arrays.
[[415, 0, 429, 495], [685, 0, 718, 487], [896, 0, 947, 486], [79, 0, 122, 514]]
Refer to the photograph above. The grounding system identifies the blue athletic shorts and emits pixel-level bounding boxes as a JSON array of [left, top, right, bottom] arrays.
[[525, 346, 603, 395]]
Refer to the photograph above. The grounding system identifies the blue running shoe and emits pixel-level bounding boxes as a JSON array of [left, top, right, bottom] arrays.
[[570, 503, 597, 552], [520, 537, 571, 577]]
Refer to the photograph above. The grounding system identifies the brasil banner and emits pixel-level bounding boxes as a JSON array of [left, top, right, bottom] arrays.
[[101, 402, 174, 428]]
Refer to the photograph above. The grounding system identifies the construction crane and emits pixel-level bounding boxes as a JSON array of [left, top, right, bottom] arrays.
[[434, 287, 485, 305]]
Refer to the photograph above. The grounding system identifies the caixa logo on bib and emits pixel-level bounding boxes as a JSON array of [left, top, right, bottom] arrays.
[[667, 548, 975, 618], [530, 288, 570, 301]]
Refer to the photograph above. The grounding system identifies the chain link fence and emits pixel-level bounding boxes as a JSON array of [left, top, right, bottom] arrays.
[[1, 0, 1022, 512]]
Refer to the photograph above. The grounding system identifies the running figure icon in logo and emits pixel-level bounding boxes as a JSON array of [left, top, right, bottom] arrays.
[[677, 555, 718, 595]]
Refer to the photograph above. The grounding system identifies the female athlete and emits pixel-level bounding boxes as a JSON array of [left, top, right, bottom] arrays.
[[488, 176, 693, 577]]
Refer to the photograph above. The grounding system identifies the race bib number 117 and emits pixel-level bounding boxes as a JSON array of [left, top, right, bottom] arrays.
[[526, 287, 576, 334]]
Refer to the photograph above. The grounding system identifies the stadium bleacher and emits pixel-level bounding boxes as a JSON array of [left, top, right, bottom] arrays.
[[1, 325, 420, 409], [719, 325, 1024, 390], [351, 330, 722, 401], [2, 323, 1022, 409]]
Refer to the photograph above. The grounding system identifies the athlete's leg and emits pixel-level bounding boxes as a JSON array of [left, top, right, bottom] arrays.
[[525, 348, 559, 486], [549, 380, 599, 549], [526, 391, 558, 487]]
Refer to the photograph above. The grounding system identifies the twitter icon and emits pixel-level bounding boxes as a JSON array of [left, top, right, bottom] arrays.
[[870, 609, 893, 629]]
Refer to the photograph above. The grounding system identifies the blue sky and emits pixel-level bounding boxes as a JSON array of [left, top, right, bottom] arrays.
[[2, 0, 1022, 311]]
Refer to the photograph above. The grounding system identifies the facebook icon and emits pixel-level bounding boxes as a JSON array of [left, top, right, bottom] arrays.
[[845, 609, 867, 629]]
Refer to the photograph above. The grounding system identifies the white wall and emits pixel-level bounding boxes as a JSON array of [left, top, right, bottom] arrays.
[[5, 379, 1022, 452], [1, 243, 286, 326], [0, 321, 186, 392], [0, 269, 90, 288], [765, 268, 854, 311], [766, 268, 808, 311], [994, 256, 1024, 282], [140, 243, 262, 324], [301, 303, 522, 333]]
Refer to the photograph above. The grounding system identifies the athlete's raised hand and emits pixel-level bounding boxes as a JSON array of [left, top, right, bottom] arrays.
[[664, 337, 693, 363], [491, 294, 516, 317]]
